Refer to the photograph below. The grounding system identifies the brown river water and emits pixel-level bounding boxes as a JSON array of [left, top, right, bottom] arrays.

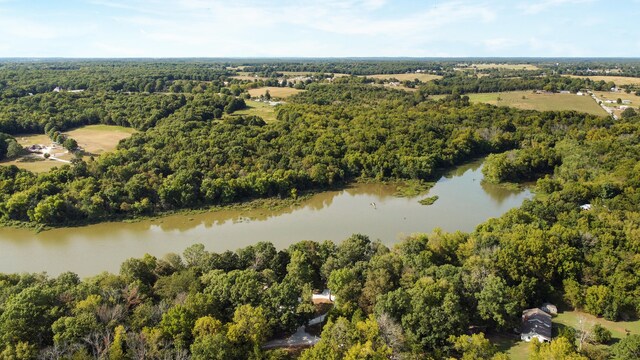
[[0, 160, 532, 277]]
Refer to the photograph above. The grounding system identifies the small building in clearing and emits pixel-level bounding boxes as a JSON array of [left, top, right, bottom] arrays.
[[521, 308, 552, 343], [541, 303, 558, 316]]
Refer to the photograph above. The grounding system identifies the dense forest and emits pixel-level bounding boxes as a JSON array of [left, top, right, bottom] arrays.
[[1, 60, 640, 359], [0, 80, 608, 226]]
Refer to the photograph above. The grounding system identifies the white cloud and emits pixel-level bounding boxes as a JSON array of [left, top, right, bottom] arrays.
[[520, 0, 595, 14]]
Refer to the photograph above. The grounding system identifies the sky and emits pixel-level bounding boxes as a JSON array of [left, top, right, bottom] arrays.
[[0, 0, 638, 58]]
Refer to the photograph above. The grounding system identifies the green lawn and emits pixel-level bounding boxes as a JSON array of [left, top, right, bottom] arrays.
[[489, 310, 640, 359], [554, 310, 640, 341], [233, 101, 278, 123], [488, 334, 533, 360], [443, 91, 608, 116]]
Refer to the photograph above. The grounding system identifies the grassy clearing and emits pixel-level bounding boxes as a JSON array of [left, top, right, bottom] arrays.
[[593, 91, 638, 117], [1, 125, 135, 172], [0, 157, 65, 173], [248, 87, 304, 99], [462, 91, 607, 116], [364, 73, 442, 82], [554, 310, 640, 341], [233, 101, 278, 123], [66, 125, 135, 155], [230, 72, 268, 81], [594, 91, 637, 104], [470, 63, 540, 71], [566, 75, 640, 86], [489, 334, 533, 360]]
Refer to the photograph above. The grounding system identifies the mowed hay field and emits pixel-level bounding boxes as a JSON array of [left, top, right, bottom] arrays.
[[248, 87, 304, 99], [66, 125, 135, 155], [365, 73, 442, 82], [233, 100, 278, 123], [464, 91, 607, 116], [566, 75, 640, 86]]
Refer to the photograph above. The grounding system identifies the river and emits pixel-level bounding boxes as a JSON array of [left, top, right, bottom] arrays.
[[0, 159, 532, 277]]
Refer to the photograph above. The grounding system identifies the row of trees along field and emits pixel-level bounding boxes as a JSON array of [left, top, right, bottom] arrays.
[[0, 61, 234, 98]]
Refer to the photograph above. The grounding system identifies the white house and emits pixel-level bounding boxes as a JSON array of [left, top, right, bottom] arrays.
[[580, 204, 592, 211], [521, 308, 552, 343], [576, 91, 584, 96]]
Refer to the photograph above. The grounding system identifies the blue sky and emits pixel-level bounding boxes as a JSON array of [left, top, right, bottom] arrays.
[[0, 0, 638, 58]]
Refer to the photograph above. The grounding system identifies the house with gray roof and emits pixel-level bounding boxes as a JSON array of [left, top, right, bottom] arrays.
[[521, 308, 552, 343]]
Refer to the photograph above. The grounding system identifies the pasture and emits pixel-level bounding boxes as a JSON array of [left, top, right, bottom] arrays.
[[248, 87, 304, 99], [566, 75, 640, 86], [233, 100, 278, 123], [461, 91, 607, 116], [364, 73, 442, 82], [66, 125, 136, 155], [230, 72, 268, 81]]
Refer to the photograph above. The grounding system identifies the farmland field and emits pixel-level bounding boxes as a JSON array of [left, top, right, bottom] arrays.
[[248, 86, 304, 99], [230, 71, 269, 81], [232, 100, 278, 123], [456, 91, 607, 116], [470, 63, 540, 71], [65, 124, 136, 155], [566, 75, 640, 86], [364, 73, 442, 82]]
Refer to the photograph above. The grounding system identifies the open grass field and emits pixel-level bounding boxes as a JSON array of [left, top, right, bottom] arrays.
[[566, 75, 640, 86], [66, 124, 136, 155], [489, 334, 532, 360], [0, 157, 65, 173], [364, 73, 442, 82], [593, 91, 638, 117], [230, 72, 268, 81], [248, 87, 304, 99], [554, 310, 640, 341], [1, 125, 136, 172], [594, 90, 638, 104], [2, 133, 68, 172], [461, 91, 607, 116], [233, 100, 278, 123], [471, 63, 540, 71]]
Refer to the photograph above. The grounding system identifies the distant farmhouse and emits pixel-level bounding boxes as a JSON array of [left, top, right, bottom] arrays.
[[521, 308, 552, 343]]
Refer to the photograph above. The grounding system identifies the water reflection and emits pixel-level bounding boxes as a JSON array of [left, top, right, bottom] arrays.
[[0, 159, 532, 276]]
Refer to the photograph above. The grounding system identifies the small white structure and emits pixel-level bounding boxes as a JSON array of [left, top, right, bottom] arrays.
[[622, 100, 631, 104], [541, 303, 558, 316], [311, 289, 335, 303], [580, 204, 592, 211], [53, 86, 62, 92], [576, 91, 584, 96], [521, 308, 552, 343]]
